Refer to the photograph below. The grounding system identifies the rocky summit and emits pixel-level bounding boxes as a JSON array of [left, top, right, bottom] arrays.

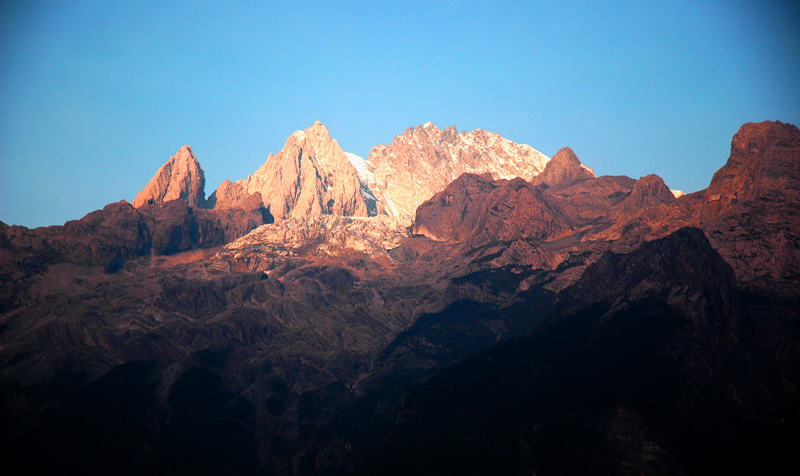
[[1, 121, 799, 475], [133, 145, 206, 208], [239, 121, 371, 222], [365, 122, 551, 225]]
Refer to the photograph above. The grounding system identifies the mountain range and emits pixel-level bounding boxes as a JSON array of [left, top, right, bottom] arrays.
[[1, 120, 798, 475]]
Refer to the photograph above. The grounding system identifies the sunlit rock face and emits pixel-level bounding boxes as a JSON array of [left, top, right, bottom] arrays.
[[365, 122, 550, 226], [207, 180, 258, 210], [133, 145, 206, 208], [240, 121, 371, 222], [702, 121, 800, 217], [699, 121, 800, 282], [531, 146, 594, 189]]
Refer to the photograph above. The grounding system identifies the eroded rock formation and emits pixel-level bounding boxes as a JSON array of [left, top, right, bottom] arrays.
[[133, 145, 206, 208]]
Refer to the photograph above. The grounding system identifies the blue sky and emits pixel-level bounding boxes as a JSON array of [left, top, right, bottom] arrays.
[[1, 0, 798, 228]]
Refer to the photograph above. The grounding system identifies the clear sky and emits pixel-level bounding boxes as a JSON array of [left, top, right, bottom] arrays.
[[1, 0, 798, 228]]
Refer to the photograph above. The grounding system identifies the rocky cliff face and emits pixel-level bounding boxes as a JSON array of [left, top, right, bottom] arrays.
[[598, 121, 800, 283], [207, 180, 255, 209], [217, 121, 549, 228], [365, 122, 550, 225], [240, 121, 371, 222], [703, 121, 800, 218], [0, 198, 269, 277], [698, 122, 800, 283], [133, 145, 206, 208], [407, 146, 677, 278]]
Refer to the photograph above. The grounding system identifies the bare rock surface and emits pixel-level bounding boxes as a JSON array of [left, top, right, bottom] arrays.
[[133, 145, 206, 208], [413, 173, 571, 247], [365, 122, 550, 225], [241, 121, 370, 222], [207, 180, 260, 209], [596, 121, 800, 283], [531, 146, 595, 189]]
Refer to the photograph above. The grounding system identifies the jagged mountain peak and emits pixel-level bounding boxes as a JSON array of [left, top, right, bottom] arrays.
[[290, 119, 333, 143], [220, 121, 554, 226], [366, 124, 550, 225], [399, 122, 459, 143], [241, 122, 370, 222], [132, 145, 206, 208], [618, 173, 675, 213]]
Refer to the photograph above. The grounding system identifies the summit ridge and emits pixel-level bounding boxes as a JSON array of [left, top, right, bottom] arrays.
[[365, 122, 551, 225]]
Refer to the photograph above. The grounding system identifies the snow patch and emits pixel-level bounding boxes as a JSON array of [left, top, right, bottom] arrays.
[[580, 163, 596, 177], [345, 152, 368, 181], [671, 189, 685, 198], [384, 193, 399, 217], [347, 151, 380, 208]]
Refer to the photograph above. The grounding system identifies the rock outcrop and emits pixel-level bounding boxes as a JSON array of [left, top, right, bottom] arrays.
[[413, 173, 570, 247], [702, 120, 800, 218], [699, 121, 800, 282], [218, 215, 406, 271], [531, 146, 595, 189], [207, 180, 260, 210], [240, 121, 370, 222], [596, 121, 800, 283], [365, 122, 550, 225], [616, 174, 675, 214], [1, 198, 269, 275], [133, 145, 206, 208]]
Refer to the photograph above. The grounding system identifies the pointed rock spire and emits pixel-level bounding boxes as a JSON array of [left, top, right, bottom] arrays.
[[241, 122, 369, 221], [133, 145, 206, 208], [533, 147, 595, 189]]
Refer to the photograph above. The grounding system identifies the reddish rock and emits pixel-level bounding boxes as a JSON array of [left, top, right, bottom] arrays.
[[413, 173, 570, 248], [532, 147, 595, 189], [366, 122, 550, 225], [700, 121, 800, 282], [546, 175, 637, 223], [133, 145, 206, 208], [616, 174, 675, 214], [1, 198, 269, 275], [241, 121, 369, 222], [207, 180, 256, 209], [702, 121, 800, 218], [593, 121, 800, 283]]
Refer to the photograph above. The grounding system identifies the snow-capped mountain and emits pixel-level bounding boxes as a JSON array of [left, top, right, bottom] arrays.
[[365, 122, 550, 225], [209, 121, 552, 227]]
